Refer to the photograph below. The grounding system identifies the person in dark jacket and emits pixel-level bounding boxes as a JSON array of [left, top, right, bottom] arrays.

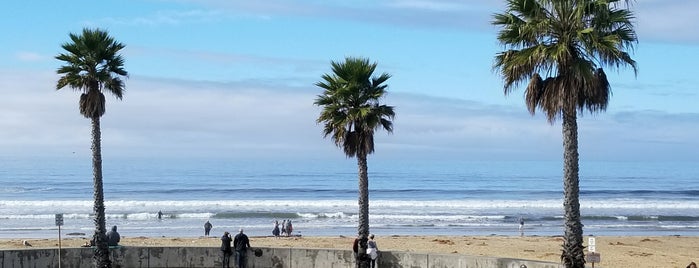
[[272, 220, 280, 237], [233, 229, 251, 268], [204, 220, 213, 236], [220, 231, 232, 268], [352, 236, 360, 268], [106, 225, 120, 246]]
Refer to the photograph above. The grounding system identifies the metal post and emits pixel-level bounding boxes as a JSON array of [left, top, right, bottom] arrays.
[[56, 213, 63, 268], [58, 224, 62, 268]]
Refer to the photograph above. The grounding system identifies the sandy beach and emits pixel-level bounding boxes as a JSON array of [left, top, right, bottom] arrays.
[[2, 235, 696, 267]]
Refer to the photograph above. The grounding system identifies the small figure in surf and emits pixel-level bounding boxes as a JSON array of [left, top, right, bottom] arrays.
[[157, 210, 163, 220]]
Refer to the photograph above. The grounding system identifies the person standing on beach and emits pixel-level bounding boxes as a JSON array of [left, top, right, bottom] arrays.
[[367, 234, 379, 268], [204, 220, 213, 236], [220, 231, 232, 268], [352, 236, 360, 268], [272, 220, 280, 237], [286, 219, 293, 237], [281, 219, 287, 236], [234, 228, 251, 268]]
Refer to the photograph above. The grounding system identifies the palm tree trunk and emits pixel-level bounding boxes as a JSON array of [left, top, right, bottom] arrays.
[[560, 109, 585, 268], [357, 151, 370, 268], [91, 116, 111, 268]]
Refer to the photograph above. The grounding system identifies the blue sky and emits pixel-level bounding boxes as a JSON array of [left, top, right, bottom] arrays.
[[1, 0, 697, 163]]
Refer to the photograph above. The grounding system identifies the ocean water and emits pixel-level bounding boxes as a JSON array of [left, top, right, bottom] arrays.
[[1, 156, 697, 239]]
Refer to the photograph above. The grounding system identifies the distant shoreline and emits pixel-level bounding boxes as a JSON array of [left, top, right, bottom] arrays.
[[2, 235, 697, 267]]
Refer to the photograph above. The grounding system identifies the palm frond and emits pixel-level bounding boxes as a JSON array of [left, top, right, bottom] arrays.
[[493, 0, 636, 122], [56, 28, 128, 118]]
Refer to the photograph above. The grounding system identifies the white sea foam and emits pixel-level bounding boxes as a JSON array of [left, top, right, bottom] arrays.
[[2, 199, 699, 216], [297, 212, 349, 218], [178, 213, 215, 218]]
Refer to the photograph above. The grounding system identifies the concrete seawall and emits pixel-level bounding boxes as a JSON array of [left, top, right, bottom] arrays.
[[1, 246, 562, 268]]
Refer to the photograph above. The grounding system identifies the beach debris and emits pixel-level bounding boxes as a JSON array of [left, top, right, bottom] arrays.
[[432, 239, 455, 245]]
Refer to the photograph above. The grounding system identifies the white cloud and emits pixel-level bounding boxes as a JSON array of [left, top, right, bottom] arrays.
[[119, 45, 328, 88], [385, 0, 478, 12], [172, 0, 497, 32], [174, 0, 698, 43], [635, 0, 699, 43], [15, 51, 43, 62], [100, 9, 229, 26], [1, 70, 697, 161]]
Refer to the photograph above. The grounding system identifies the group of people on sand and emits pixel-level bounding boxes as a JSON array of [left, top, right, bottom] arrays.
[[220, 229, 252, 268], [203, 219, 296, 239], [272, 219, 293, 237]]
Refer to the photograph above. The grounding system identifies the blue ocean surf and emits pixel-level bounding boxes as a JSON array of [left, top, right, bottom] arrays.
[[1, 156, 697, 239]]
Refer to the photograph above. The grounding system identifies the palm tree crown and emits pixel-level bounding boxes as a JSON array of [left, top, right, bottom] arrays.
[[314, 57, 395, 157], [56, 28, 128, 118], [493, 0, 637, 121]]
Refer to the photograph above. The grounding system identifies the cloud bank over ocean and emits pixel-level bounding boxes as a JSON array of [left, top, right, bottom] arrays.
[[1, 71, 696, 162]]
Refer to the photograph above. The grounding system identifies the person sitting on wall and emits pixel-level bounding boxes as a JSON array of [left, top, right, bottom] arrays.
[[106, 225, 120, 246]]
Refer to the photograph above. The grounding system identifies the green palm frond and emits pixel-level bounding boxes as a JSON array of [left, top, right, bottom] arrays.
[[493, 0, 636, 123], [314, 57, 395, 158], [56, 28, 128, 118]]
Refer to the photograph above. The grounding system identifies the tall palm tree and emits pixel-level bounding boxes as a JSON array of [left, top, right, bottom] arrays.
[[314, 57, 395, 268], [492, 1, 636, 267], [56, 28, 128, 268]]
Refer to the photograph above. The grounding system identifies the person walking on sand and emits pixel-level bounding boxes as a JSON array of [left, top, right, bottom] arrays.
[[220, 231, 232, 268], [204, 220, 213, 236], [286, 219, 293, 236], [234, 228, 251, 268], [367, 234, 379, 268], [272, 220, 280, 238]]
